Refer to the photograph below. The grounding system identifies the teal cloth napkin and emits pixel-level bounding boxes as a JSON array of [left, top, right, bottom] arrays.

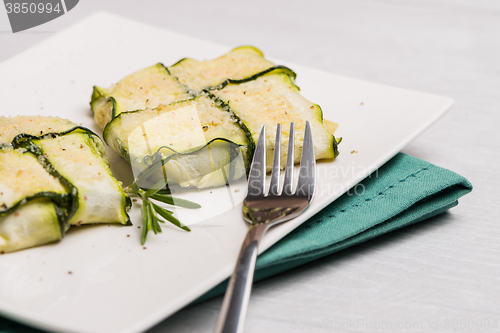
[[0, 153, 472, 332], [195, 152, 473, 303]]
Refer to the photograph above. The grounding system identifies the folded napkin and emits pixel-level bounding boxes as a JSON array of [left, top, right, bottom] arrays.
[[0, 153, 472, 332], [194, 152, 472, 303]]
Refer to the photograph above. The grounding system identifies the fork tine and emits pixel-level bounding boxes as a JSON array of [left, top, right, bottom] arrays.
[[283, 122, 295, 195], [296, 121, 316, 199], [247, 125, 266, 197], [269, 124, 281, 196]]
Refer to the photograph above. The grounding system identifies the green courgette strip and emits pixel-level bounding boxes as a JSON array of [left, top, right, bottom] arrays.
[[13, 126, 132, 223], [11, 126, 133, 226], [102, 94, 249, 164], [168, 46, 276, 93], [147, 137, 246, 185], [209, 70, 340, 167], [121, 140, 247, 243], [203, 92, 256, 172], [1, 122, 198, 250], [88, 49, 341, 244], [0, 145, 72, 219], [0, 198, 65, 254], [0, 189, 72, 222], [12, 139, 78, 235], [1, 126, 111, 253], [204, 65, 297, 91], [90, 63, 194, 127]]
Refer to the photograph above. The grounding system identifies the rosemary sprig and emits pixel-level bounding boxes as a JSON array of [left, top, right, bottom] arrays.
[[124, 183, 199, 245]]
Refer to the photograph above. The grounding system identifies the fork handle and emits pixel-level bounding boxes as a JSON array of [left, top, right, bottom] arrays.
[[214, 223, 268, 333]]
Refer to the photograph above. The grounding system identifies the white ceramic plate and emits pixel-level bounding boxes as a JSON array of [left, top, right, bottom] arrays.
[[0, 12, 453, 333]]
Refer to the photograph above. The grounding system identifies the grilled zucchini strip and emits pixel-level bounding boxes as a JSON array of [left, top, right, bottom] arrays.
[[91, 63, 192, 128], [0, 145, 70, 217], [0, 145, 71, 253], [134, 139, 245, 189], [91, 47, 340, 188], [32, 130, 130, 225], [90, 47, 279, 129], [0, 116, 132, 253], [0, 198, 64, 254], [0, 115, 77, 143], [0, 116, 131, 226], [210, 69, 339, 169], [169, 46, 275, 92], [104, 96, 247, 188]]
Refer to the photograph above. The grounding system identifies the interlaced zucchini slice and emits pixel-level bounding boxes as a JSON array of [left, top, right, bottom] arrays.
[[91, 63, 192, 128], [30, 128, 131, 225], [90, 47, 340, 189], [0, 198, 64, 254], [211, 69, 339, 169], [104, 95, 248, 188], [91, 47, 281, 130], [0, 115, 77, 143], [0, 116, 131, 253], [169, 46, 275, 92], [0, 145, 69, 216]]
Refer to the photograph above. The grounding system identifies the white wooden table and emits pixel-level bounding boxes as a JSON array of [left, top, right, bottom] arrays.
[[1, 1, 498, 332]]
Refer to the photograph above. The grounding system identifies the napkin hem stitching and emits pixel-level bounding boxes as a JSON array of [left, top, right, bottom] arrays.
[[260, 198, 460, 268], [306, 164, 432, 228]]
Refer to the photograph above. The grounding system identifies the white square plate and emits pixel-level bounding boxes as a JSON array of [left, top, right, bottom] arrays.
[[0, 12, 453, 333]]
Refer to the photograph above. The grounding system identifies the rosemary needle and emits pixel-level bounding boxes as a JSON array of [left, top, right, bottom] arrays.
[[127, 180, 198, 245]]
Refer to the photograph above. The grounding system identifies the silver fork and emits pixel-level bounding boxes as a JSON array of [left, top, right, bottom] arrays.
[[214, 121, 316, 333]]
